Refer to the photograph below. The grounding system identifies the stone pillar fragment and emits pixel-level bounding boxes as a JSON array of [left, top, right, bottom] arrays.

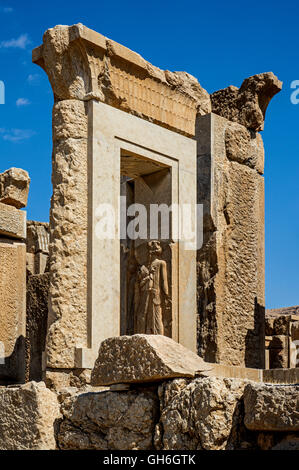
[[0, 168, 30, 383], [0, 167, 30, 209], [196, 113, 266, 368], [46, 99, 88, 369], [26, 221, 49, 275]]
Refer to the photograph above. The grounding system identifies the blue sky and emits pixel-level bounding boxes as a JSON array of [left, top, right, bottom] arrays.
[[0, 0, 298, 309]]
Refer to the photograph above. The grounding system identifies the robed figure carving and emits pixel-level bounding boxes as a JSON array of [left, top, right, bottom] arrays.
[[134, 240, 171, 335]]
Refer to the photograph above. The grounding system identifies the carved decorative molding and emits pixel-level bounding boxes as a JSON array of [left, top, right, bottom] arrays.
[[32, 24, 211, 136]]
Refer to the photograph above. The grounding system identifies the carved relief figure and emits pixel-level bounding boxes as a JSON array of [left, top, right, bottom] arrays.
[[134, 240, 171, 335]]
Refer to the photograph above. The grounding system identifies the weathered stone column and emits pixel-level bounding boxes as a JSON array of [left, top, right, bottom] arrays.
[[0, 168, 30, 383], [196, 73, 282, 368]]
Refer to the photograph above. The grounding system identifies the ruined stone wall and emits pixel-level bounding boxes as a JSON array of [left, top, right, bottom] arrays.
[[0, 168, 30, 383], [196, 73, 282, 368], [265, 307, 299, 369], [31, 24, 282, 373], [1, 377, 298, 450], [196, 115, 265, 368]]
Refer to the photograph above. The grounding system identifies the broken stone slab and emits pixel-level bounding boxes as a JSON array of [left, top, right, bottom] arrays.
[[0, 238, 26, 382], [211, 72, 282, 131], [0, 381, 60, 450], [156, 376, 250, 450], [244, 383, 299, 431], [0, 202, 26, 239], [0, 167, 30, 209], [58, 387, 158, 450], [225, 121, 264, 174], [91, 334, 212, 386]]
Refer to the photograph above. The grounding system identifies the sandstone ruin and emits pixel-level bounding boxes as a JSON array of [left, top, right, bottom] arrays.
[[0, 23, 298, 451]]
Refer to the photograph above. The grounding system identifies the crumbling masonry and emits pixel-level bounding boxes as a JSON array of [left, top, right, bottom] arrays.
[[0, 24, 298, 450]]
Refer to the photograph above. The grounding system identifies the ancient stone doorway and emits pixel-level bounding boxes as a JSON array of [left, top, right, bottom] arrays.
[[120, 154, 174, 339]]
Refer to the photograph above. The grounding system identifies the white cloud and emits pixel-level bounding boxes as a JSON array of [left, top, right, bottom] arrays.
[[0, 128, 35, 142], [27, 73, 40, 83], [0, 34, 31, 49], [16, 97, 30, 106]]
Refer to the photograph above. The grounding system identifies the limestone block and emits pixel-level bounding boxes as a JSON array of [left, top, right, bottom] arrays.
[[265, 317, 275, 336], [196, 113, 265, 368], [46, 100, 88, 369], [244, 383, 299, 431], [0, 167, 30, 209], [45, 369, 92, 393], [0, 202, 26, 239], [156, 376, 250, 450], [26, 273, 49, 382], [0, 381, 60, 449], [268, 334, 289, 369], [26, 220, 49, 254], [211, 72, 282, 131], [91, 335, 212, 386], [58, 389, 158, 450], [291, 321, 299, 341], [0, 239, 26, 382], [225, 121, 264, 173]]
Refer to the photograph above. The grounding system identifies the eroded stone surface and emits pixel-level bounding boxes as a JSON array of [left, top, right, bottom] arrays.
[[196, 113, 265, 368], [91, 335, 212, 386], [58, 388, 158, 450], [46, 100, 88, 369], [211, 72, 282, 131], [244, 383, 299, 431], [0, 202, 26, 239], [33, 24, 210, 137], [0, 239, 26, 382], [26, 273, 49, 382], [225, 121, 264, 173], [155, 376, 250, 450], [0, 167, 30, 209], [0, 381, 60, 450]]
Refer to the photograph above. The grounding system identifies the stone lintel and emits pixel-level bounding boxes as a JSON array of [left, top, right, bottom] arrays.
[[32, 23, 211, 137]]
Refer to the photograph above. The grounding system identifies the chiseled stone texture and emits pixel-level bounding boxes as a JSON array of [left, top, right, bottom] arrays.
[[155, 377, 251, 450], [26, 273, 49, 382], [46, 99, 88, 368], [91, 335, 212, 386], [0, 167, 30, 209], [225, 121, 264, 174], [33, 23, 211, 137], [196, 113, 265, 368], [0, 202, 26, 239], [211, 72, 282, 131], [266, 306, 299, 335], [58, 388, 159, 450], [0, 381, 60, 450], [244, 383, 299, 431], [0, 239, 26, 382], [45, 369, 92, 393]]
